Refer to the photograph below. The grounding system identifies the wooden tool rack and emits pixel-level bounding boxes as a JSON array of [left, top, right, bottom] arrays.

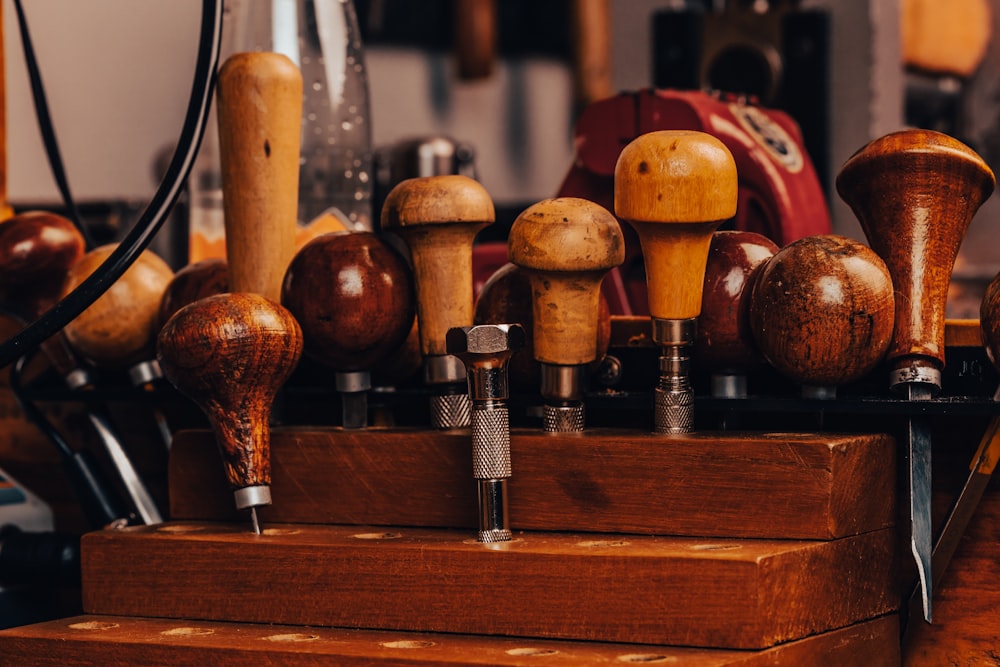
[[4, 319, 999, 665]]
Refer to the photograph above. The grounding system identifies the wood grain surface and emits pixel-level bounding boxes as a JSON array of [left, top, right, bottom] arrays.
[[80, 522, 897, 649], [169, 428, 895, 539], [0, 613, 901, 666]]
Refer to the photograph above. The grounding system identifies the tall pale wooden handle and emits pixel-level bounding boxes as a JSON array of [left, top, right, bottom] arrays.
[[614, 130, 739, 322], [216, 52, 302, 301]]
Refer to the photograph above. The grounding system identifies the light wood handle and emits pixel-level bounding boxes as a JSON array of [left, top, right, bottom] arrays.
[[614, 130, 738, 321], [508, 197, 623, 365], [836, 129, 995, 372], [571, 0, 612, 109], [216, 52, 302, 301], [381, 175, 494, 357]]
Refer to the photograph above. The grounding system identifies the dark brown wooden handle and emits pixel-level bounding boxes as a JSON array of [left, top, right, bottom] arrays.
[[281, 231, 414, 372], [454, 0, 496, 80], [836, 129, 995, 374], [381, 175, 494, 357], [981, 274, 1000, 373], [614, 130, 739, 321], [749, 235, 895, 388], [0, 5, 11, 222], [157, 258, 229, 331], [157, 293, 303, 491], [61, 244, 174, 369], [217, 52, 302, 302], [508, 197, 623, 365], [695, 230, 779, 373]]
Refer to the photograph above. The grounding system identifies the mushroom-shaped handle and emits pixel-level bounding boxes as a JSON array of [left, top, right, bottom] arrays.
[[836, 129, 995, 388], [157, 258, 230, 331], [157, 293, 303, 512]]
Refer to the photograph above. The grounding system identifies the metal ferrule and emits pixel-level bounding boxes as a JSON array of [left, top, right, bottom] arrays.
[[335, 370, 372, 393], [889, 361, 942, 394], [471, 405, 511, 479], [233, 485, 271, 510], [711, 372, 747, 399], [802, 385, 837, 400], [540, 363, 585, 403], [64, 368, 94, 391], [128, 359, 162, 386], [477, 478, 511, 543], [651, 317, 697, 347], [543, 404, 585, 432], [424, 354, 467, 385]]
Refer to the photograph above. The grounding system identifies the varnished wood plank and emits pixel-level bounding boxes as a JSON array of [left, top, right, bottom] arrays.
[[170, 428, 895, 540], [80, 523, 897, 649], [0, 614, 901, 666]]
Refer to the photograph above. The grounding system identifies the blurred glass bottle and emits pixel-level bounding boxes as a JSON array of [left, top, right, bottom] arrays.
[[189, 0, 373, 262]]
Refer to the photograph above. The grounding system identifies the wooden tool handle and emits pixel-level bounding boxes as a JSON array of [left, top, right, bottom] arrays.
[[157, 258, 229, 330], [614, 130, 738, 321], [749, 235, 895, 388], [571, 0, 612, 109], [61, 244, 174, 369], [836, 129, 995, 371], [695, 230, 778, 373], [981, 274, 1000, 371], [453, 0, 496, 80], [0, 4, 11, 222], [508, 197, 623, 365], [216, 52, 302, 302], [381, 175, 494, 357], [281, 231, 414, 372], [157, 293, 303, 492]]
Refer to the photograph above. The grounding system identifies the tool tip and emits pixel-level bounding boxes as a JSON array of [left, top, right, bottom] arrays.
[[249, 507, 262, 535]]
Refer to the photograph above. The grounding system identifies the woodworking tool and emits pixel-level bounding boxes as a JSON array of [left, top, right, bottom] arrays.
[[0, 212, 160, 525], [157, 51, 305, 535], [281, 231, 414, 428], [614, 130, 738, 433], [61, 244, 176, 449], [837, 129, 995, 623], [695, 230, 778, 399], [507, 197, 624, 431], [748, 234, 894, 398], [158, 293, 302, 535], [381, 174, 495, 429], [446, 323, 524, 542]]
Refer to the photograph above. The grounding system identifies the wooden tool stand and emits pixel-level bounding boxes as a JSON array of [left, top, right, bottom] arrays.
[[0, 426, 901, 665]]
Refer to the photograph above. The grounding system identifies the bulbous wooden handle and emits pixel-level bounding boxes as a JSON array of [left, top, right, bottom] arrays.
[[61, 244, 174, 369], [0, 211, 86, 375], [836, 129, 995, 377], [281, 231, 415, 372], [157, 293, 303, 492], [749, 235, 895, 388], [157, 258, 230, 330], [217, 52, 302, 302], [614, 130, 739, 322], [695, 230, 779, 373], [380, 175, 494, 357], [508, 197, 624, 365]]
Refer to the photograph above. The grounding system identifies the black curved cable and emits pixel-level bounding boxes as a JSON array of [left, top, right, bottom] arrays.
[[11, 0, 94, 248], [0, 0, 223, 370]]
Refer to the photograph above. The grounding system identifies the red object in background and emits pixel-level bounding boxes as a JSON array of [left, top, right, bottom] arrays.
[[556, 89, 831, 315]]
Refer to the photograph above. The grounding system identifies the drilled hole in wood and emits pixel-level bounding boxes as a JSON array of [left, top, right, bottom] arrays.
[[616, 653, 675, 663], [262, 527, 301, 536], [68, 621, 119, 631], [689, 544, 741, 551], [156, 524, 209, 534], [577, 539, 630, 548], [263, 633, 320, 642], [380, 640, 437, 649], [161, 627, 215, 637], [506, 647, 560, 656], [352, 532, 403, 540]]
